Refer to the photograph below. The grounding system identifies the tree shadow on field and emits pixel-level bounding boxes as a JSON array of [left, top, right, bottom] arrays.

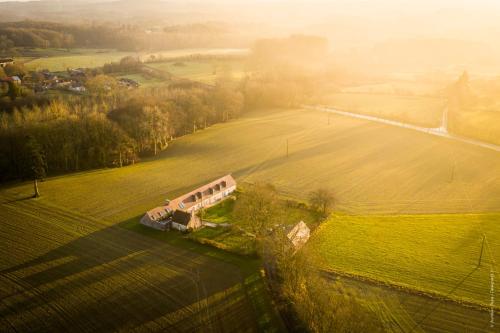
[[404, 265, 483, 332], [0, 224, 256, 332]]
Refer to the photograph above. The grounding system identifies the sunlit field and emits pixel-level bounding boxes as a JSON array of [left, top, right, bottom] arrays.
[[2, 107, 498, 332], [22, 48, 247, 72], [3, 0, 500, 331], [147, 59, 247, 85], [0, 189, 281, 332], [310, 213, 500, 307], [2, 108, 498, 221], [323, 92, 447, 128]]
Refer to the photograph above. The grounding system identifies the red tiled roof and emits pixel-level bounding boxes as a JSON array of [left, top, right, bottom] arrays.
[[145, 175, 236, 220]]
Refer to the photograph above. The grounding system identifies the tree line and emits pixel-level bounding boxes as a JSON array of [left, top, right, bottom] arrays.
[[0, 83, 243, 183], [0, 21, 250, 54]]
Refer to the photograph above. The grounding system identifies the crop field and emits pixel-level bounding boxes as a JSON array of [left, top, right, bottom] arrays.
[[1, 108, 499, 220], [21, 48, 247, 72], [0, 193, 282, 332], [323, 92, 447, 128], [147, 60, 247, 84], [332, 273, 497, 333], [310, 213, 500, 308]]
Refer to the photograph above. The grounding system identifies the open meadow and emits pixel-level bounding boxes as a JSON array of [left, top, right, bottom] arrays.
[[310, 213, 500, 308], [147, 59, 247, 85], [1, 108, 499, 219], [323, 92, 447, 128], [21, 48, 247, 72]]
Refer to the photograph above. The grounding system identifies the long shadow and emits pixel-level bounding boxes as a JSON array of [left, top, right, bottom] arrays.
[[0, 223, 251, 332], [407, 265, 481, 332], [0, 194, 35, 205]]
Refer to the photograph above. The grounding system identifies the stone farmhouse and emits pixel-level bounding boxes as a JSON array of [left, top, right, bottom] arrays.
[[140, 175, 237, 231]]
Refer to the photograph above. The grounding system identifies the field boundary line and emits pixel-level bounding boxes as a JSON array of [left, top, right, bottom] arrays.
[[321, 268, 499, 312]]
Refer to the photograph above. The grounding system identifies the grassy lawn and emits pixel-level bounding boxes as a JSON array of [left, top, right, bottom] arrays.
[[147, 59, 247, 84], [190, 191, 321, 256], [323, 92, 447, 127], [310, 213, 500, 308], [203, 198, 236, 224]]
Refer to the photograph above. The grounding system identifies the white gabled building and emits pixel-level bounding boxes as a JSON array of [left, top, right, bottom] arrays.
[[140, 174, 237, 231]]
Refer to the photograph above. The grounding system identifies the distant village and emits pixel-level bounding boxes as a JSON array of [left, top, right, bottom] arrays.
[[0, 57, 140, 96]]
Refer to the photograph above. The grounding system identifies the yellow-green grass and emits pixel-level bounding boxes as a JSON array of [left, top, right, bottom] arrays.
[[324, 92, 447, 127], [22, 48, 247, 72], [2, 108, 499, 221], [147, 60, 247, 84], [310, 213, 500, 308], [0, 194, 282, 332]]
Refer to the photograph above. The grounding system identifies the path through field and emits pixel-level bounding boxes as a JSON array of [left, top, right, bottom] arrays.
[[308, 106, 500, 153]]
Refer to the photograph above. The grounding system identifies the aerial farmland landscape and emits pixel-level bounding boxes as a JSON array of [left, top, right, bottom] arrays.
[[0, 0, 499, 332]]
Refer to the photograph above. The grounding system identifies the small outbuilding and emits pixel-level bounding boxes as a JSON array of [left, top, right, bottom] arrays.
[[171, 210, 202, 231], [286, 221, 310, 249]]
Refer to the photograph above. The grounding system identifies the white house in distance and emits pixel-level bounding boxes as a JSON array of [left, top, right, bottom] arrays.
[[140, 174, 237, 231]]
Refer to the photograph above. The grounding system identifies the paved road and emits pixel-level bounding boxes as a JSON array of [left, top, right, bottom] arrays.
[[306, 106, 500, 153]]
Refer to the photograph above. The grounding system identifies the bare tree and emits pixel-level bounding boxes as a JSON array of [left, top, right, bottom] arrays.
[[233, 183, 281, 239], [309, 188, 335, 216]]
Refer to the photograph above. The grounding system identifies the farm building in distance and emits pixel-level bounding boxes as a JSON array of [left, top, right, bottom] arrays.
[[141, 175, 237, 231], [286, 221, 310, 249], [0, 58, 14, 67]]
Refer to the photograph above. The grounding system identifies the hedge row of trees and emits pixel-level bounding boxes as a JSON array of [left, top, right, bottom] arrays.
[[0, 83, 244, 182], [232, 184, 382, 332], [0, 21, 249, 54], [0, 21, 139, 51]]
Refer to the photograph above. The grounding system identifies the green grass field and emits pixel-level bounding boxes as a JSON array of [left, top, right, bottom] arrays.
[[1, 108, 498, 219], [310, 213, 500, 308], [1, 107, 499, 331], [21, 48, 247, 72], [147, 60, 246, 84], [324, 92, 447, 127]]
